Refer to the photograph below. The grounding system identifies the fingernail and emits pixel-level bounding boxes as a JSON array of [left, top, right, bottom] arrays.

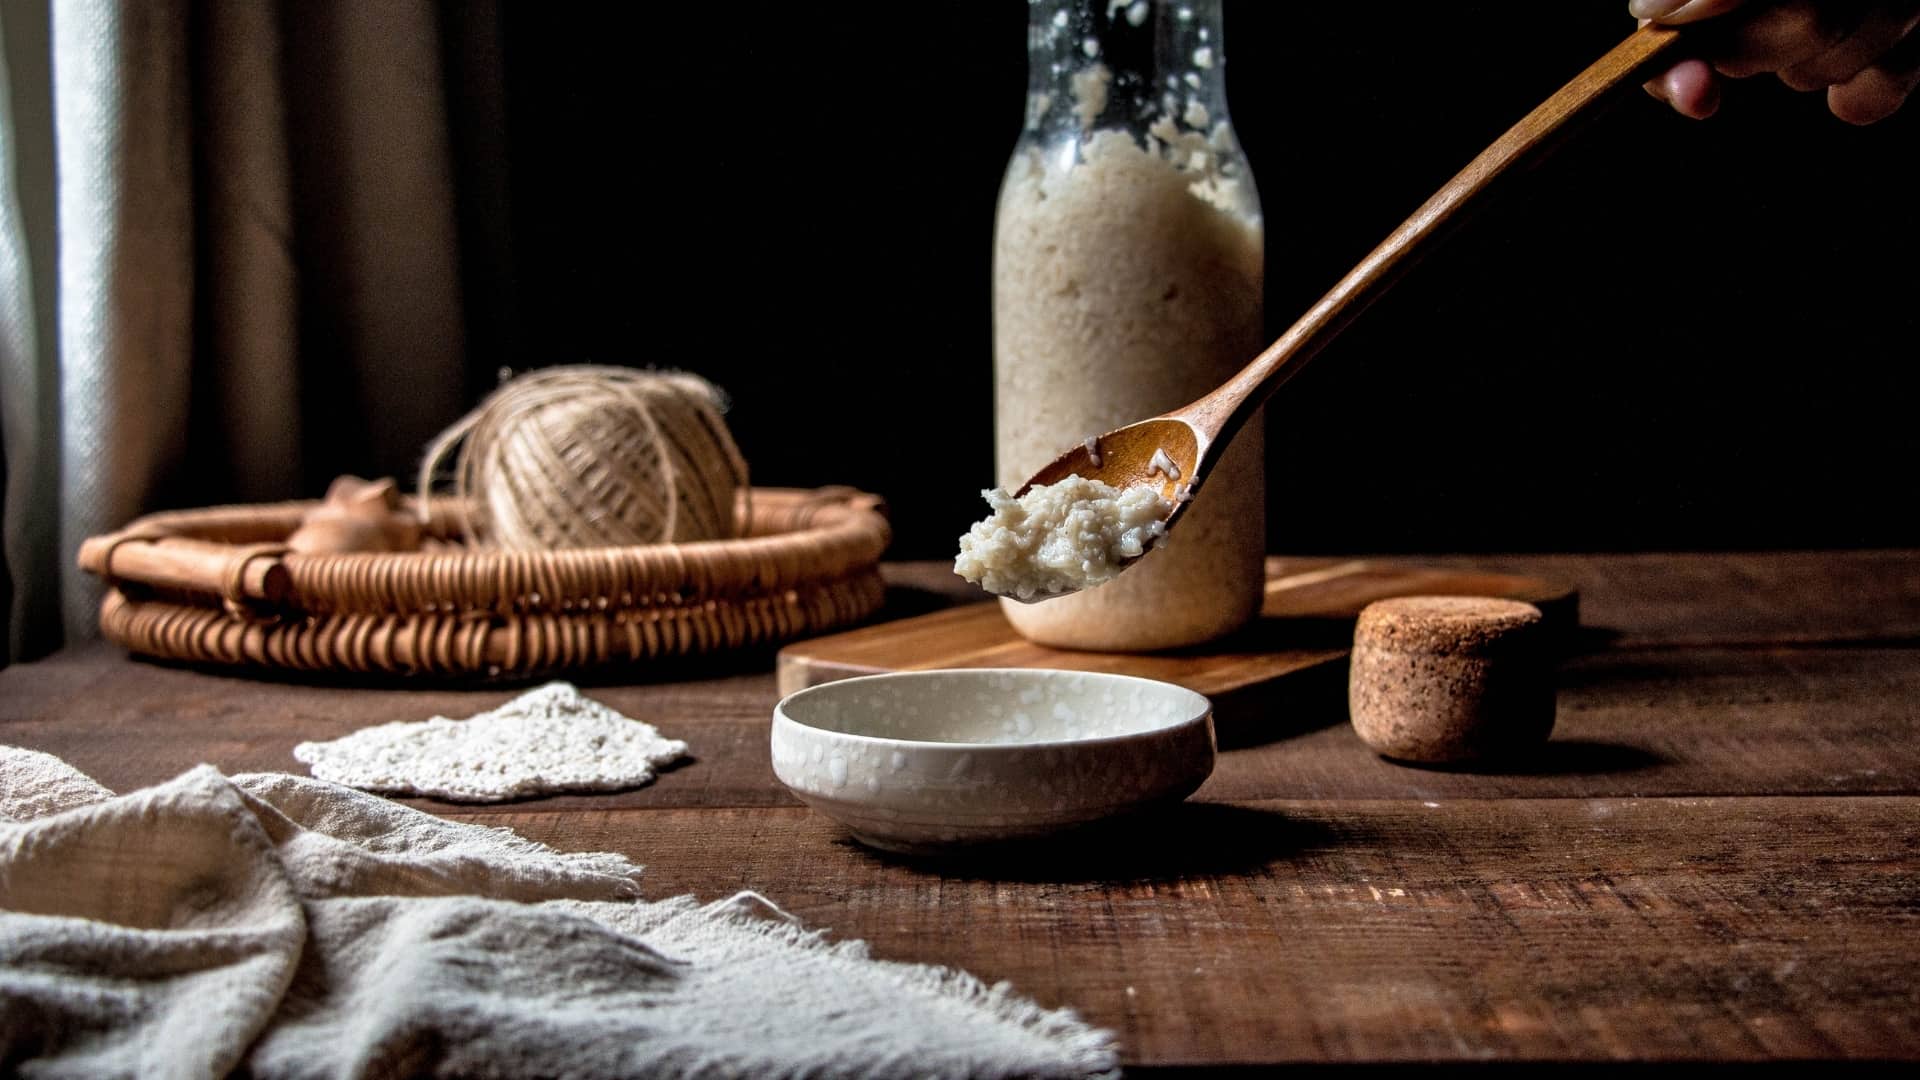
[[1628, 0, 1687, 19]]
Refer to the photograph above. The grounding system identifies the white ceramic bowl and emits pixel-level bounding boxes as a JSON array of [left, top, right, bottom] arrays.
[[771, 668, 1215, 854]]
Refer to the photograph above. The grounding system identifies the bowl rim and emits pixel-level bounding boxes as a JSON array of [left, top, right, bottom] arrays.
[[772, 667, 1214, 754]]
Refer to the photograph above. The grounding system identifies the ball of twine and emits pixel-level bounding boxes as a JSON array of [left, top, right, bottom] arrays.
[[417, 366, 750, 550]]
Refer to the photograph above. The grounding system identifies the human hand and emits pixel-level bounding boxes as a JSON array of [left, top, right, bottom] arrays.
[[1630, 1, 1920, 123]]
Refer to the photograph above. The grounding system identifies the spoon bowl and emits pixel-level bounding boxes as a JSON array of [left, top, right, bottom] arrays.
[[1017, 416, 1202, 498], [987, 418, 1206, 601]]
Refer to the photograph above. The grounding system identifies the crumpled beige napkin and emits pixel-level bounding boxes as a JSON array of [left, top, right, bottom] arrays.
[[0, 746, 1116, 1079]]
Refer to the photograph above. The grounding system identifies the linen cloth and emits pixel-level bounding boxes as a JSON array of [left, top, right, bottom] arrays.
[[0, 746, 1116, 1078]]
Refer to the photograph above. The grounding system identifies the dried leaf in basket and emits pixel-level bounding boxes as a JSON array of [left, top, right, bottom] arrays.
[[418, 366, 750, 550]]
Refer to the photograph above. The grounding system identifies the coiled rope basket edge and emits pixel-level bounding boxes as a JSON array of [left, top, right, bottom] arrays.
[[77, 486, 890, 680]]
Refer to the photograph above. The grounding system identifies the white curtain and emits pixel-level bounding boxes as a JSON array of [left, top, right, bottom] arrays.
[[0, 0, 498, 664]]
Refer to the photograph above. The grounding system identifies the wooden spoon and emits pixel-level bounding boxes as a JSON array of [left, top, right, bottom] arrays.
[[1013, 24, 1684, 549]]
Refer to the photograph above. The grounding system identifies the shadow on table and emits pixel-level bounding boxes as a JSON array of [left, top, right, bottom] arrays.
[[1211, 657, 1350, 751], [1389, 738, 1669, 777], [1563, 623, 1624, 655], [130, 641, 790, 692], [1128, 1063, 1907, 1079], [860, 801, 1338, 884]]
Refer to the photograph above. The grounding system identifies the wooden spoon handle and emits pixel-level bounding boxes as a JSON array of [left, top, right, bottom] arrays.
[[1181, 22, 1686, 447]]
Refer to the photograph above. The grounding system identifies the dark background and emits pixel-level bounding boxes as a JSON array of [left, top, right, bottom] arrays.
[[484, 2, 1919, 559]]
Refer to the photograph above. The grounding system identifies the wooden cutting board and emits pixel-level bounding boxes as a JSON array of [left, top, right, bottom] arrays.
[[776, 558, 1577, 728]]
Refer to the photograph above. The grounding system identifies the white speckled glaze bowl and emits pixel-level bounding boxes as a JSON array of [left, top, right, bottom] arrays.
[[771, 668, 1215, 854]]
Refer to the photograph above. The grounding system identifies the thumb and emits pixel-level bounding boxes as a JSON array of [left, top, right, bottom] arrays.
[[1628, 0, 1752, 25]]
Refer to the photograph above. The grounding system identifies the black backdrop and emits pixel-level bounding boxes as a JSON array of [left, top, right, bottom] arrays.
[[487, 2, 1919, 559]]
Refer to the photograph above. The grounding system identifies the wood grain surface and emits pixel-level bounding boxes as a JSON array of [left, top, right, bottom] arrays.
[[3, 549, 1918, 1068], [459, 796, 1919, 1065]]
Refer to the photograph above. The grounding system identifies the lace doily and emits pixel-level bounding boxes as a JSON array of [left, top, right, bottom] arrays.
[[294, 682, 689, 801]]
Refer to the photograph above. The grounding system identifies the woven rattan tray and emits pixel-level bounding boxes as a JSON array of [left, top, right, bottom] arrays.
[[77, 486, 889, 680]]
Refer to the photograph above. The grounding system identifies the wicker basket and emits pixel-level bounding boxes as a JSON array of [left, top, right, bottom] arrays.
[[77, 487, 890, 680]]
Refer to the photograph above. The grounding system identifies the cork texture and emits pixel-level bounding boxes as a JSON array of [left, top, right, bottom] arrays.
[[1348, 596, 1554, 763]]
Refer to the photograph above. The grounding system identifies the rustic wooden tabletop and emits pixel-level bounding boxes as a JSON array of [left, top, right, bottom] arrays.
[[3, 551, 1917, 1069]]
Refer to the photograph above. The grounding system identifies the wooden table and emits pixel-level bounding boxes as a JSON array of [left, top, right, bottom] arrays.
[[4, 551, 1918, 1070]]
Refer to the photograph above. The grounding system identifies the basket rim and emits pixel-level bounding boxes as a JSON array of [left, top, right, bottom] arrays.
[[79, 485, 892, 615]]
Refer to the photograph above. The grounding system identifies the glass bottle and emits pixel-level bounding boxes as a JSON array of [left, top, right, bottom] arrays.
[[994, 0, 1265, 650]]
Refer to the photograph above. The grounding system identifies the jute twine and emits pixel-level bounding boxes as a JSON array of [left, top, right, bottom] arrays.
[[418, 366, 750, 550]]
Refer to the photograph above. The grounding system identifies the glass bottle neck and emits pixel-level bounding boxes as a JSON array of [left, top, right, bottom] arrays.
[[1023, 0, 1231, 138]]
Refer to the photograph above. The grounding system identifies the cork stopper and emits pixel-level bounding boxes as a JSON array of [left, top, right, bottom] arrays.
[[1348, 596, 1554, 764], [1353, 596, 1543, 654]]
